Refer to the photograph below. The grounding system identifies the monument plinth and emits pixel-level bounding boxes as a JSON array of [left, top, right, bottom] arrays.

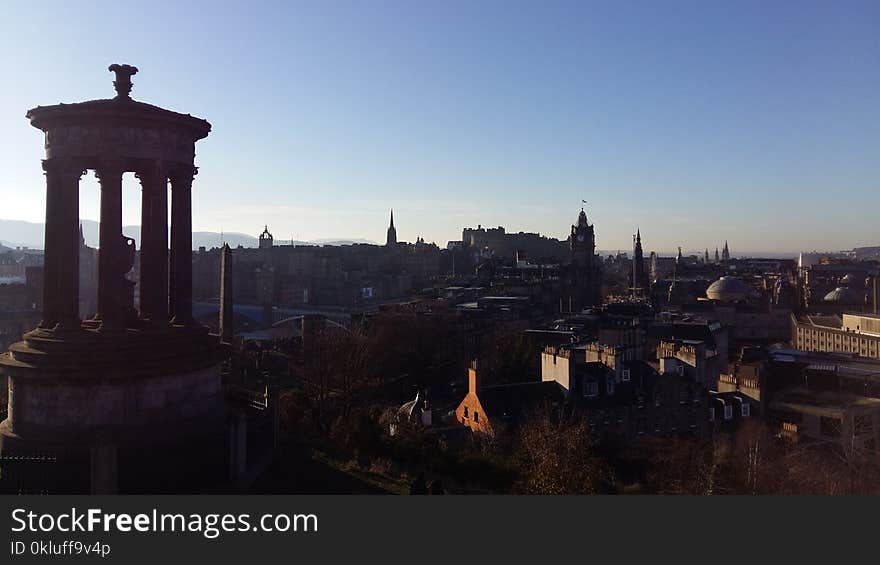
[[0, 65, 228, 493]]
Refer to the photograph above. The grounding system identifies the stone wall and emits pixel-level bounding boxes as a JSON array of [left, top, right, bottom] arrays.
[[8, 364, 221, 438]]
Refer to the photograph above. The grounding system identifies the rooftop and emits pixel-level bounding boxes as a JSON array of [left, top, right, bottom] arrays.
[[770, 386, 880, 415]]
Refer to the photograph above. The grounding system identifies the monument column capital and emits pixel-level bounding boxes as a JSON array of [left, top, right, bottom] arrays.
[[42, 158, 87, 183], [167, 163, 197, 185], [94, 159, 127, 181]]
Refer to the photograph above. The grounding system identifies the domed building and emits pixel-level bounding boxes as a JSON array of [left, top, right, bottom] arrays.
[[706, 276, 750, 302], [389, 389, 433, 436], [823, 286, 865, 305]]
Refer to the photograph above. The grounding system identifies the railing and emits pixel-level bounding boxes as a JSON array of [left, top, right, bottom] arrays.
[[0, 451, 58, 463], [227, 384, 269, 411]]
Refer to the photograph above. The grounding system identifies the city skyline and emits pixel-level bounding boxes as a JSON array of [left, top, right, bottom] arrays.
[[1, 1, 877, 252], [4, 0, 880, 503], [0, 215, 850, 258]]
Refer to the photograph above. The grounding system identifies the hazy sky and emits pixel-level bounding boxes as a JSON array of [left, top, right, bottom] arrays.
[[0, 1, 877, 253]]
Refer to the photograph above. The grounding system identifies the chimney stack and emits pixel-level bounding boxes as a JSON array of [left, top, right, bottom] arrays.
[[468, 359, 481, 394]]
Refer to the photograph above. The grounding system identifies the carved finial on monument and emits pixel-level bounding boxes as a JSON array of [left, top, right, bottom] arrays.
[[108, 64, 139, 100]]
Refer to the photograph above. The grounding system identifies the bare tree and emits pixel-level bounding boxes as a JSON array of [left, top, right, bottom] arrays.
[[516, 406, 607, 494]]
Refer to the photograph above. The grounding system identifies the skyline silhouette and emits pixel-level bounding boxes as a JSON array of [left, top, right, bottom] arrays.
[[0, 1, 877, 252]]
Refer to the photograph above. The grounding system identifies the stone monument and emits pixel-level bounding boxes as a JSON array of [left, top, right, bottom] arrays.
[[0, 64, 228, 493]]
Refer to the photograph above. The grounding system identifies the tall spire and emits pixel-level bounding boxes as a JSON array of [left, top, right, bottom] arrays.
[[633, 228, 645, 298], [386, 208, 398, 246]]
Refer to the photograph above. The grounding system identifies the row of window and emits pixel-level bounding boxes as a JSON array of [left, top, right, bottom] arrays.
[[590, 407, 705, 429], [708, 402, 750, 422]]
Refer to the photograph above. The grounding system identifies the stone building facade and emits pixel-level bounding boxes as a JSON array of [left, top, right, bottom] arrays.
[[192, 233, 440, 310], [792, 313, 880, 359]]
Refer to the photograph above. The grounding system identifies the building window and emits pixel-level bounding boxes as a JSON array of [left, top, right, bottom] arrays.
[[622, 369, 631, 382], [677, 364, 684, 376], [741, 403, 751, 417], [724, 405, 733, 420], [606, 379, 615, 396], [709, 406, 715, 422], [474, 411, 479, 423], [464, 407, 469, 418], [583, 380, 598, 398]]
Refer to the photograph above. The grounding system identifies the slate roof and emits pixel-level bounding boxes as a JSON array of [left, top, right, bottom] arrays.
[[479, 381, 564, 423]]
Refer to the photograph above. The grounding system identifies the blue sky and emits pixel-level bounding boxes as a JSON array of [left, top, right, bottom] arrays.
[[0, 0, 877, 253]]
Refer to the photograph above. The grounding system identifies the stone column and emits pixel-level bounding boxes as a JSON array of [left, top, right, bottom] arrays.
[[40, 159, 85, 331], [169, 164, 195, 325], [220, 243, 234, 342], [94, 162, 125, 330], [136, 161, 168, 323]]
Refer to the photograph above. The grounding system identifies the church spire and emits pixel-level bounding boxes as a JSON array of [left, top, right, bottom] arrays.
[[632, 228, 646, 298], [386, 208, 398, 246]]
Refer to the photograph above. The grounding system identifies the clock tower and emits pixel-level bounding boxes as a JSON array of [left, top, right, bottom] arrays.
[[568, 206, 598, 310], [571, 208, 595, 264]]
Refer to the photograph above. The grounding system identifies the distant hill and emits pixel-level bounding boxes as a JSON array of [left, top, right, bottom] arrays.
[[312, 238, 377, 246], [0, 219, 376, 250], [0, 219, 45, 249]]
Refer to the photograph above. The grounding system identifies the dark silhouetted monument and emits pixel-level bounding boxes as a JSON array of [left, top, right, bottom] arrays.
[[220, 243, 234, 343], [0, 65, 227, 493]]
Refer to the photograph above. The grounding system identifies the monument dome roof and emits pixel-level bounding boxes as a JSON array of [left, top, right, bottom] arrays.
[[706, 276, 749, 302], [823, 286, 864, 304]]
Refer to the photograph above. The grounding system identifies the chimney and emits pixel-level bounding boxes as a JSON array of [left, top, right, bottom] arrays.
[[421, 391, 432, 426], [468, 359, 481, 394], [219, 243, 234, 343]]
